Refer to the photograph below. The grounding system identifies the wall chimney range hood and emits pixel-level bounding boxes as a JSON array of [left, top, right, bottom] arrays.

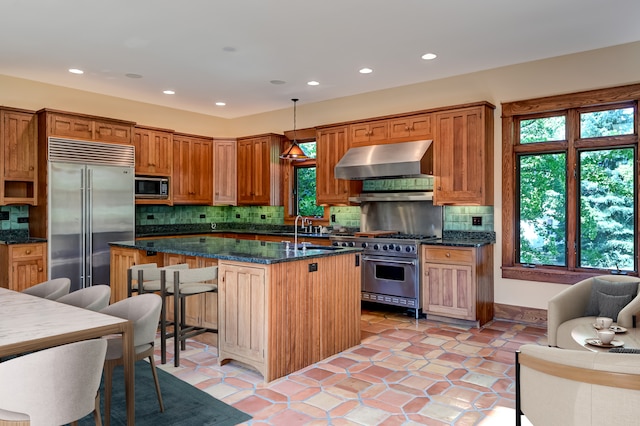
[[334, 140, 433, 180]]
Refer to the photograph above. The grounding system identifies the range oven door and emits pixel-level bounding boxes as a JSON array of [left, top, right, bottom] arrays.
[[362, 255, 418, 300]]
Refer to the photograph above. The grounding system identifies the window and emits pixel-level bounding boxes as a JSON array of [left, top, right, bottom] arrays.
[[502, 84, 640, 283], [284, 141, 328, 221]]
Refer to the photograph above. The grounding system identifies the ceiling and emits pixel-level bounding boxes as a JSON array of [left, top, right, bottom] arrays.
[[1, 0, 640, 119]]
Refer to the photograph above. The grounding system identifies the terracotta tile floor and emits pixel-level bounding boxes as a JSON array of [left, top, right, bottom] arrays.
[[157, 308, 544, 425]]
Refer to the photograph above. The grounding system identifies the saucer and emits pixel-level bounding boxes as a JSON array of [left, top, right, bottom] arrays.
[[593, 323, 627, 333], [585, 338, 624, 348]]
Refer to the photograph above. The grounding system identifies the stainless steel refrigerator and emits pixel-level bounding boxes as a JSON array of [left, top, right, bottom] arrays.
[[48, 138, 135, 292]]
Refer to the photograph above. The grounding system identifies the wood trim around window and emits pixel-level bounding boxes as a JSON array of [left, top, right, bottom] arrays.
[[501, 83, 640, 284]]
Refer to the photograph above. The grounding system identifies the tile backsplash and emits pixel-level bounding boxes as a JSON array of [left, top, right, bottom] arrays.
[[0, 206, 30, 230]]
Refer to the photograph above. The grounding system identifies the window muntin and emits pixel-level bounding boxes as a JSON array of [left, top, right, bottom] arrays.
[[580, 107, 634, 138], [518, 153, 567, 266], [519, 116, 566, 144], [579, 148, 635, 271]]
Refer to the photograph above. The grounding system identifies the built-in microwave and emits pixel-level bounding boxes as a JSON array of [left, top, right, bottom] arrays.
[[135, 176, 169, 199]]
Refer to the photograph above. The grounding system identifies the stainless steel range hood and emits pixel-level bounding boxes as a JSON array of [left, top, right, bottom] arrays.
[[334, 140, 433, 180]]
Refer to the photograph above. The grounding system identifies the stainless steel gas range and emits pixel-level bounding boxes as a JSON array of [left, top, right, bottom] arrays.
[[330, 196, 443, 317]]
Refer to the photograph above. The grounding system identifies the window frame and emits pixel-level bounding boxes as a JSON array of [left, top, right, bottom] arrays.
[[282, 138, 330, 225], [502, 83, 640, 284]]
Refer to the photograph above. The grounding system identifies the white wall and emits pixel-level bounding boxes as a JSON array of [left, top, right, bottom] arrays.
[[2, 41, 640, 309]]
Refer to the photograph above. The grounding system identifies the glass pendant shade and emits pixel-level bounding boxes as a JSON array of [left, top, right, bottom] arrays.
[[280, 98, 309, 160]]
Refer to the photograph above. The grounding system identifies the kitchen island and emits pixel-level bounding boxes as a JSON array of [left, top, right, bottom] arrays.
[[109, 236, 362, 382]]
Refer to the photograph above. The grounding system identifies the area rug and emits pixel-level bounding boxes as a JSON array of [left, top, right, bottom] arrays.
[[80, 361, 251, 425]]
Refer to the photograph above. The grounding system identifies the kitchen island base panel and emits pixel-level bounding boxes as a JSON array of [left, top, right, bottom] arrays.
[[218, 254, 361, 382]]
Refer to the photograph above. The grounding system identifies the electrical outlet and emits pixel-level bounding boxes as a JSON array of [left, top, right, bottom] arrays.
[[17, 217, 28, 223], [235, 213, 241, 219], [0, 212, 9, 220], [199, 214, 206, 219], [146, 214, 154, 220], [308, 263, 318, 272], [261, 214, 266, 220], [331, 214, 336, 222], [472, 216, 482, 226]]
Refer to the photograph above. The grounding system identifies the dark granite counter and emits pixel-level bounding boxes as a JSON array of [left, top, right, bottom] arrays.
[[110, 236, 361, 265], [421, 230, 496, 247]]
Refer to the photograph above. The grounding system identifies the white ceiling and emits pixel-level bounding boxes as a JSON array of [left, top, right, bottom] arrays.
[[1, 0, 640, 119]]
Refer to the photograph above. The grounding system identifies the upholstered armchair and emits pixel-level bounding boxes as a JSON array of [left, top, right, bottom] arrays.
[[547, 275, 640, 349], [516, 344, 640, 426]]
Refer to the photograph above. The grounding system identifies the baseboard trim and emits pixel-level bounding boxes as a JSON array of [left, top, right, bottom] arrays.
[[494, 303, 547, 327]]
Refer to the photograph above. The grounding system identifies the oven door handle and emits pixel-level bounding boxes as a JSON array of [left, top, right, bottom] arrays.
[[363, 256, 416, 266]]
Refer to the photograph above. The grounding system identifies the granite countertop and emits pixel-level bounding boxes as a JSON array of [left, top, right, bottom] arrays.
[[421, 238, 493, 247], [135, 224, 334, 240], [110, 236, 361, 265], [0, 237, 47, 245]]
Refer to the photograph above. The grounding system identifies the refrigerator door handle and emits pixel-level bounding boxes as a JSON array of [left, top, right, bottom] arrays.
[[87, 168, 93, 288], [80, 168, 87, 289]]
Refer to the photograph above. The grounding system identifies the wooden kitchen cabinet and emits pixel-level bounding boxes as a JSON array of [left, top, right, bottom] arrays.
[[236, 134, 283, 206], [41, 109, 134, 144], [133, 125, 173, 176], [0, 108, 38, 205], [433, 104, 494, 206], [388, 113, 433, 141], [350, 119, 389, 146], [109, 246, 164, 303], [421, 245, 493, 327], [316, 125, 361, 205], [172, 132, 213, 205], [0, 242, 47, 292], [218, 260, 267, 369], [213, 139, 237, 205]]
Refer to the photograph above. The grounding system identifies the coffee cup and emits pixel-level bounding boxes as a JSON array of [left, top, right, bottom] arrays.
[[597, 329, 615, 345], [596, 317, 613, 329]]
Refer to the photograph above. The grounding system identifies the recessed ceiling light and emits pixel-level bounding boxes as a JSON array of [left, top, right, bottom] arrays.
[[359, 68, 373, 74], [307, 81, 320, 86], [163, 90, 175, 95], [421, 53, 437, 60], [69, 68, 84, 75], [215, 102, 226, 106], [125, 73, 143, 79]]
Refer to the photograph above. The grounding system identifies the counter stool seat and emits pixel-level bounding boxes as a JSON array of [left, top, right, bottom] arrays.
[[160, 266, 218, 367]]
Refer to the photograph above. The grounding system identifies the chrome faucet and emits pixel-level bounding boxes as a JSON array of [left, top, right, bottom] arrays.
[[294, 215, 303, 249]]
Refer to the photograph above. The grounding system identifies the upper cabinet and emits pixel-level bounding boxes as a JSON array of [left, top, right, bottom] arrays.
[[237, 134, 283, 206], [433, 104, 494, 206], [42, 109, 134, 144], [0, 108, 38, 205], [213, 139, 237, 206], [350, 120, 389, 147], [388, 113, 432, 141], [133, 126, 173, 177], [316, 125, 361, 206], [172, 133, 213, 205]]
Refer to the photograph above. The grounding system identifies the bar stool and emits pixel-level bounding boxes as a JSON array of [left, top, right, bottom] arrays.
[[160, 266, 218, 367]]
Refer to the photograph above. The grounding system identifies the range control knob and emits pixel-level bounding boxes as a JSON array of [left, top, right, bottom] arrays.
[[332, 242, 339, 247], [382, 244, 388, 251], [361, 242, 368, 248], [387, 244, 394, 251], [405, 246, 414, 253], [348, 241, 355, 247], [395, 245, 402, 251], [373, 244, 380, 250]]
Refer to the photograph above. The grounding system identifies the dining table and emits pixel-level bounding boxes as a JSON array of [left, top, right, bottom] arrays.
[[0, 287, 135, 425]]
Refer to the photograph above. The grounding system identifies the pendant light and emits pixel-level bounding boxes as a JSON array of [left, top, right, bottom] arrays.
[[280, 98, 309, 160]]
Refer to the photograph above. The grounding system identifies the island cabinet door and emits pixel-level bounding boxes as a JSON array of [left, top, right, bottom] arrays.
[[218, 261, 267, 368]]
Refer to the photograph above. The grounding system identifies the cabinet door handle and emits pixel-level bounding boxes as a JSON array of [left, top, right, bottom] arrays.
[[25, 249, 31, 255], [405, 126, 410, 131], [446, 252, 451, 257]]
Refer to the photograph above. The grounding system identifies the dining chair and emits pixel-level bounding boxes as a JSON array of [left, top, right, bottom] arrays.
[[0, 339, 108, 426], [160, 266, 218, 367], [99, 293, 164, 426], [21, 277, 71, 300], [56, 284, 112, 311]]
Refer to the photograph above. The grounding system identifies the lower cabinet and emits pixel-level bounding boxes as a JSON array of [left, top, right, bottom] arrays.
[[217, 261, 266, 367], [421, 245, 493, 327], [0, 242, 47, 292]]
